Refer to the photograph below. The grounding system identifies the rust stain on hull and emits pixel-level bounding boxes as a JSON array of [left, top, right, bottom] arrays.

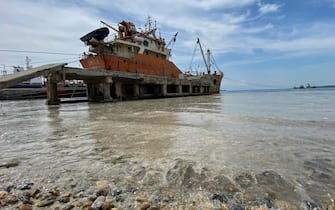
[[80, 54, 182, 78]]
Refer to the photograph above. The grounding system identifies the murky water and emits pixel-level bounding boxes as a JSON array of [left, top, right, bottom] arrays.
[[0, 88, 335, 207]]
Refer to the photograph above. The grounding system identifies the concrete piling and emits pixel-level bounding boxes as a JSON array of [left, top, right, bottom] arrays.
[[0, 63, 222, 105]]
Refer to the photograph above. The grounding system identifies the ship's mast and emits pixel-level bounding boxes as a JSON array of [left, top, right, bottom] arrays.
[[197, 38, 210, 74], [207, 49, 211, 75]]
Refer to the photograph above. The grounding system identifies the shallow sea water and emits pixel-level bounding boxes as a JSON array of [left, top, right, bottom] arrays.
[[0, 88, 334, 207]]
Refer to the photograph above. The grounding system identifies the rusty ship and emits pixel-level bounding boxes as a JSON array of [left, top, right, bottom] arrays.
[[79, 17, 223, 101]]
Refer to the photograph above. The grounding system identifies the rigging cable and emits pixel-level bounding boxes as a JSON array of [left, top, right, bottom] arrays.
[[188, 42, 198, 71], [0, 49, 80, 56], [210, 54, 222, 73]]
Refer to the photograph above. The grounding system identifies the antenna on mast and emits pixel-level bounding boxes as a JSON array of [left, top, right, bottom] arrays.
[[25, 56, 32, 70]]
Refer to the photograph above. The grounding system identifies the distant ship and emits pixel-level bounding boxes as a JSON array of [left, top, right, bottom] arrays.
[[293, 83, 316, 89], [79, 17, 223, 99]]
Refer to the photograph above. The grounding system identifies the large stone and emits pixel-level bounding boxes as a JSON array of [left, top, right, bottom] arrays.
[[4, 194, 18, 204], [91, 196, 106, 209], [126, 165, 146, 181], [235, 173, 255, 188], [256, 171, 300, 201], [0, 191, 8, 199]]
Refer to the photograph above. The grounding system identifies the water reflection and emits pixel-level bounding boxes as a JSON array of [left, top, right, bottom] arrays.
[[0, 90, 334, 205], [86, 100, 178, 161]]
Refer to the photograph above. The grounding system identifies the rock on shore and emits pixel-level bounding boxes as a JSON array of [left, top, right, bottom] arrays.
[[0, 159, 333, 209]]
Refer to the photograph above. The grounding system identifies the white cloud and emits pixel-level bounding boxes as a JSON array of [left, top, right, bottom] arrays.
[[0, 0, 334, 71], [241, 23, 274, 34], [184, 0, 257, 10], [257, 1, 282, 15], [0, 0, 102, 67]]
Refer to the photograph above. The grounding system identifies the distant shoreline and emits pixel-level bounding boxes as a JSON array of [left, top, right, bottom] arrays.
[[293, 84, 335, 89], [221, 85, 335, 92]]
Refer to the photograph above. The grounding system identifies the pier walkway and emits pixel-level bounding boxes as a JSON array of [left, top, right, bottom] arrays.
[[0, 63, 215, 105], [0, 63, 65, 89]]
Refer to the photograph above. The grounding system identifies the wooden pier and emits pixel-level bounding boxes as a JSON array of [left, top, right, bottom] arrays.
[[0, 63, 219, 105]]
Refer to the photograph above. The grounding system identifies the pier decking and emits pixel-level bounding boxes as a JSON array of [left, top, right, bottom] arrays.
[[0, 63, 218, 105]]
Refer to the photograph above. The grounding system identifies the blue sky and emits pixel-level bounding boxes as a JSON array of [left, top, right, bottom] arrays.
[[1, 0, 335, 90]]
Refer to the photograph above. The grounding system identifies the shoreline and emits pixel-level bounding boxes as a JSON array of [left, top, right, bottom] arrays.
[[1, 159, 334, 210]]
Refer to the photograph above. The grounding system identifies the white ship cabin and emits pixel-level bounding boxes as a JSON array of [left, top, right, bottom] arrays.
[[87, 18, 176, 61]]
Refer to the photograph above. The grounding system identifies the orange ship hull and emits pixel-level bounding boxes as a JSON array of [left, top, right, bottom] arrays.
[[80, 54, 182, 78]]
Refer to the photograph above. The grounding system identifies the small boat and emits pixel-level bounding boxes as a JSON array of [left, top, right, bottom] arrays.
[[80, 27, 109, 43]]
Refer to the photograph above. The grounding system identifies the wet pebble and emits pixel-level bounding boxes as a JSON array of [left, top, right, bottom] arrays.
[[225, 184, 240, 192], [136, 196, 149, 203], [232, 204, 245, 210], [254, 207, 269, 210], [96, 180, 110, 189], [17, 182, 34, 190], [34, 196, 56, 207], [212, 192, 228, 203], [147, 206, 159, 210], [235, 173, 255, 188], [35, 200, 52, 207], [112, 188, 122, 196], [29, 187, 41, 198], [0, 191, 8, 199], [49, 188, 61, 196], [305, 200, 321, 210], [0, 160, 20, 168], [115, 194, 124, 202], [61, 204, 75, 210], [127, 185, 140, 194], [140, 202, 151, 210], [58, 195, 70, 203], [18, 191, 32, 204], [3, 194, 18, 205], [221, 203, 229, 210], [80, 200, 93, 208], [18, 204, 33, 210], [264, 191, 276, 201], [91, 195, 106, 209], [274, 200, 298, 210], [6, 184, 16, 192], [244, 193, 256, 201], [102, 200, 114, 210], [96, 187, 109, 196]]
